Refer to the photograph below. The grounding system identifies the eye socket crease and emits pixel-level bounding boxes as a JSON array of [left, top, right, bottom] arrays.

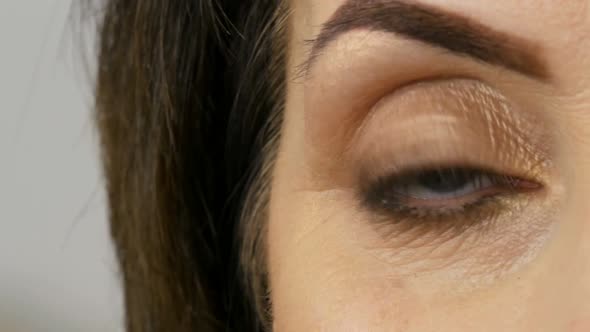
[[303, 0, 550, 81]]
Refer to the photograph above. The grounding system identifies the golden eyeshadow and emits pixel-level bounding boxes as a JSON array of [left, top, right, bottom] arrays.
[[347, 79, 552, 185]]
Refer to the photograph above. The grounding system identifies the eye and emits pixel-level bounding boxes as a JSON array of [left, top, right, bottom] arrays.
[[363, 167, 541, 217], [392, 169, 500, 207]]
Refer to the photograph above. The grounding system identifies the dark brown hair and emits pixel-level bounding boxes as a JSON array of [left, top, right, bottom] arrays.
[[95, 1, 287, 331]]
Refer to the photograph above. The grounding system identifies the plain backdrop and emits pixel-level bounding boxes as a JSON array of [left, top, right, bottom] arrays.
[[0, 1, 122, 331]]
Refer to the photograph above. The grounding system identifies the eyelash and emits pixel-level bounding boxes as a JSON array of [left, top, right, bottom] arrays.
[[360, 166, 541, 230]]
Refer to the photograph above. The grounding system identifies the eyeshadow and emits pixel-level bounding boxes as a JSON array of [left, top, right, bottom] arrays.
[[347, 78, 551, 185]]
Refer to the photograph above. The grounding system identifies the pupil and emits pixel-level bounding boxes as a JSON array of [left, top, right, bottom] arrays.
[[417, 169, 471, 193]]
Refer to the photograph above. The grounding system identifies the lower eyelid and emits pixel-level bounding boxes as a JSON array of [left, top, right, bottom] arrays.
[[360, 189, 555, 282], [357, 169, 550, 253], [394, 186, 506, 209]]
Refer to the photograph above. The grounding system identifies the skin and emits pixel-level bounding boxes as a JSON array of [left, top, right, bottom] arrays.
[[268, 0, 590, 331]]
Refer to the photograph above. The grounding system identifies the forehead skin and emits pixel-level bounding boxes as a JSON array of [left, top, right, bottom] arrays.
[[269, 1, 590, 331]]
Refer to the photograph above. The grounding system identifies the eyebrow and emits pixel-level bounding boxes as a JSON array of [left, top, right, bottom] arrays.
[[306, 0, 549, 80]]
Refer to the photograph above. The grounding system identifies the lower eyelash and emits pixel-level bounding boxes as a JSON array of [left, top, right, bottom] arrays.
[[362, 193, 511, 243], [372, 193, 502, 221], [358, 169, 541, 238]]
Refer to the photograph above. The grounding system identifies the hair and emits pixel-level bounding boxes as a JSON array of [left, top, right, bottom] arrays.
[[95, 1, 288, 331]]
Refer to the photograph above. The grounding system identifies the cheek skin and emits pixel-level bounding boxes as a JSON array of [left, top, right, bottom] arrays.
[[267, 172, 560, 332], [267, 183, 418, 331], [268, 151, 577, 332]]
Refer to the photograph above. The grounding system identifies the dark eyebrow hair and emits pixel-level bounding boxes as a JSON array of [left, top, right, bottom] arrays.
[[305, 0, 549, 80]]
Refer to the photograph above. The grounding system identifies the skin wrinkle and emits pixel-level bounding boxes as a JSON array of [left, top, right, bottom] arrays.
[[445, 82, 548, 172], [350, 80, 551, 187], [363, 204, 505, 271], [369, 222, 486, 276], [369, 180, 556, 290]]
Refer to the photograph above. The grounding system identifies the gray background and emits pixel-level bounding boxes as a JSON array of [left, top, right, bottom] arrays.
[[1, 1, 123, 331]]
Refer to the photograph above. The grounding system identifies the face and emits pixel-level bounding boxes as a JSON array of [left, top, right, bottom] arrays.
[[267, 0, 590, 331]]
